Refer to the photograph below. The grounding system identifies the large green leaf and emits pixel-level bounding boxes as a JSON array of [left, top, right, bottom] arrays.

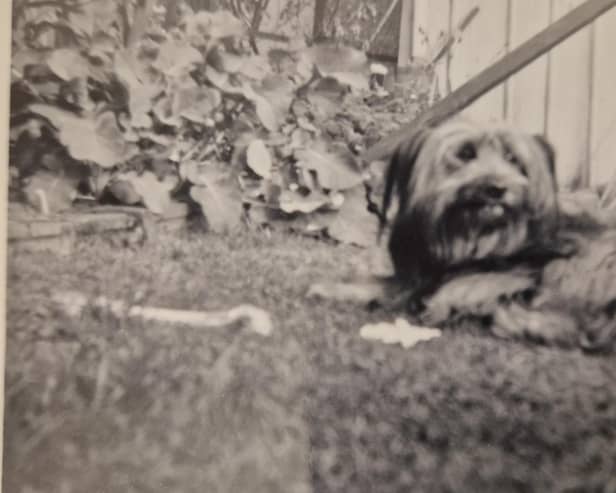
[[278, 190, 329, 214], [179, 159, 214, 186], [47, 48, 90, 81], [152, 95, 182, 127], [154, 40, 203, 77], [207, 10, 247, 39], [107, 179, 141, 205], [326, 72, 369, 92], [303, 44, 368, 75], [261, 75, 295, 117], [114, 50, 161, 128], [241, 85, 279, 132], [245, 139, 272, 179], [29, 105, 137, 168], [240, 55, 271, 81], [69, 0, 118, 38], [209, 50, 270, 82], [189, 167, 244, 233], [208, 48, 243, 73], [299, 44, 370, 93], [23, 170, 78, 214], [88, 33, 117, 62], [294, 147, 363, 191], [254, 94, 279, 132], [111, 171, 178, 214], [177, 86, 222, 125], [114, 49, 149, 87], [129, 89, 155, 129], [327, 185, 378, 247], [11, 49, 48, 76], [204, 65, 231, 91], [185, 11, 246, 44]]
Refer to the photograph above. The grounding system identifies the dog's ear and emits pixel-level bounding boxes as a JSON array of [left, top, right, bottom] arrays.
[[533, 134, 556, 178], [379, 128, 430, 238]]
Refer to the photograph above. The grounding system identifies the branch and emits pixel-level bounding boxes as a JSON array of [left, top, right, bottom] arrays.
[[247, 0, 268, 54], [429, 6, 479, 67], [325, 0, 342, 36], [228, 0, 241, 17], [254, 31, 289, 43]]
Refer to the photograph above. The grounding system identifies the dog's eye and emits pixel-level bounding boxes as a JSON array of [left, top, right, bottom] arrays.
[[456, 143, 476, 162], [504, 149, 519, 165], [503, 149, 528, 176]]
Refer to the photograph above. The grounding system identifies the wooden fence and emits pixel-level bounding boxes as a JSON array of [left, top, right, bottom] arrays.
[[410, 0, 616, 189]]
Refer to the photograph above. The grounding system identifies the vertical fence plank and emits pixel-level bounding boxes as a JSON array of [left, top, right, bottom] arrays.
[[411, 0, 452, 98], [429, 0, 452, 99], [398, 0, 414, 67], [506, 0, 551, 134], [589, 7, 616, 186], [411, 0, 452, 63], [448, 0, 508, 124], [546, 0, 593, 188], [411, 0, 431, 60], [410, 0, 615, 190]]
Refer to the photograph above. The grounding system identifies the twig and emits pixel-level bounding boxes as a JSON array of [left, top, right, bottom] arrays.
[[254, 31, 289, 43], [248, 0, 269, 54], [20, 416, 67, 457], [429, 6, 480, 67], [91, 352, 109, 410]]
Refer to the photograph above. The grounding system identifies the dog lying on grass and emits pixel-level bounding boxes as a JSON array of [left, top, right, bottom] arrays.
[[310, 119, 616, 352]]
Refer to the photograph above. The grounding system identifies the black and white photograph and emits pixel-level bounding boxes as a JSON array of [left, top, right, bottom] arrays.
[[3, 0, 616, 491]]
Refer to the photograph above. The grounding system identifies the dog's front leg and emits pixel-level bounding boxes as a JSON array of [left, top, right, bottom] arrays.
[[307, 277, 409, 309]]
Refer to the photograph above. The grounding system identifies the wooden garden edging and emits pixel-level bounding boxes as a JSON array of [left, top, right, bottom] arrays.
[[364, 0, 616, 163], [8, 204, 191, 256]]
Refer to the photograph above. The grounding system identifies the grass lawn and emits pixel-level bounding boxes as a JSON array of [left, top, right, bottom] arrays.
[[4, 229, 616, 492]]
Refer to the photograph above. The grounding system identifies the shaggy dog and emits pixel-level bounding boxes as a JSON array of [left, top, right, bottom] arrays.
[[381, 119, 560, 293], [310, 119, 616, 352]]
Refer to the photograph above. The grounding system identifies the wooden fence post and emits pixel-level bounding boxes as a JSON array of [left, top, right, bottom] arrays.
[[313, 0, 328, 42], [397, 0, 414, 68]]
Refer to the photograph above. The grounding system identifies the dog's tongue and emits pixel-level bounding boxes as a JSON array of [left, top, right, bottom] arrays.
[[478, 204, 505, 222]]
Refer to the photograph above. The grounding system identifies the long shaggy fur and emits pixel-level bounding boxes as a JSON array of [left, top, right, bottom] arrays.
[[382, 119, 560, 291], [379, 118, 616, 351], [310, 118, 616, 351]]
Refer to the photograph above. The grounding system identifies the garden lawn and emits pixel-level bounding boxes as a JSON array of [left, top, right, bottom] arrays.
[[4, 229, 616, 493]]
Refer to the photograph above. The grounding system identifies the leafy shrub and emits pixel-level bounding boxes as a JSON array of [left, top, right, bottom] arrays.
[[9, 0, 426, 246]]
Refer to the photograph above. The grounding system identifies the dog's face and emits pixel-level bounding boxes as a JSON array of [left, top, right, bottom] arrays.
[[382, 119, 559, 284]]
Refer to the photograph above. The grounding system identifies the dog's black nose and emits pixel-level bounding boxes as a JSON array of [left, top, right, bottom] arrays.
[[482, 185, 506, 200]]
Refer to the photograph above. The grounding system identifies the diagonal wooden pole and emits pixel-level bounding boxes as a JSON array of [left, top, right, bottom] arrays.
[[364, 0, 616, 163], [367, 0, 400, 48], [397, 0, 414, 68]]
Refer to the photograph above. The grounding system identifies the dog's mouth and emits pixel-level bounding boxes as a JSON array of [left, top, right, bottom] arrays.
[[454, 200, 514, 229], [433, 199, 530, 265]]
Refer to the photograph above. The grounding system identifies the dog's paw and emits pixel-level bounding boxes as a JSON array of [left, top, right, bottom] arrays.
[[307, 281, 390, 305]]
